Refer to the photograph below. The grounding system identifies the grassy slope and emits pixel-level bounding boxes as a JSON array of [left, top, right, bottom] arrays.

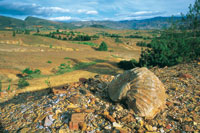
[[0, 16, 25, 29], [0, 28, 147, 94]]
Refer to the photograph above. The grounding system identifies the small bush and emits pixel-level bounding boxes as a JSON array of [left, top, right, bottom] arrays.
[[22, 68, 33, 75], [115, 37, 123, 43], [18, 78, 29, 89], [24, 30, 30, 35], [22, 68, 41, 78], [91, 34, 99, 39], [47, 61, 52, 64], [97, 41, 108, 51], [34, 69, 41, 74], [58, 35, 61, 40], [64, 57, 70, 59], [7, 85, 11, 91], [56, 63, 72, 74], [12, 31, 16, 37]]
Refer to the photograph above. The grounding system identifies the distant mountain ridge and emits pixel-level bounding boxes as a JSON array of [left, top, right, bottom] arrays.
[[71, 16, 181, 30], [0, 15, 181, 30]]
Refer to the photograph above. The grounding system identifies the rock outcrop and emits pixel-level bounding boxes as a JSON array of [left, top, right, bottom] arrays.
[[108, 67, 166, 119]]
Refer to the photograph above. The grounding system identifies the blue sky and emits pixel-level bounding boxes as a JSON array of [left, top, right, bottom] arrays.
[[0, 0, 196, 21]]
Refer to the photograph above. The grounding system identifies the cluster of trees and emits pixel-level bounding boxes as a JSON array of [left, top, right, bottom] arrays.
[[12, 29, 31, 37], [73, 35, 91, 41], [98, 31, 151, 41], [34, 30, 99, 41], [125, 35, 144, 39], [119, 0, 200, 69], [98, 32, 122, 38]]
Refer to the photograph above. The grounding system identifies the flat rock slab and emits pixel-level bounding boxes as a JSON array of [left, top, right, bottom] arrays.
[[108, 67, 167, 119]]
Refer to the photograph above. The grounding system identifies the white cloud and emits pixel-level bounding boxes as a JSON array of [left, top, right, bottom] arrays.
[[117, 11, 163, 17], [133, 11, 154, 15], [86, 10, 98, 15], [77, 9, 86, 13], [77, 9, 98, 15], [48, 16, 71, 21], [39, 7, 70, 13]]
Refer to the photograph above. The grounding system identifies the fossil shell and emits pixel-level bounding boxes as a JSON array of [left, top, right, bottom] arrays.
[[108, 67, 166, 119]]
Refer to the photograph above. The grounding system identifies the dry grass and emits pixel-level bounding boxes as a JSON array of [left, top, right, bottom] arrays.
[[0, 29, 152, 93]]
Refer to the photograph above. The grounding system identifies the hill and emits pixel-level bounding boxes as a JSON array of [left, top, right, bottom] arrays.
[[0, 16, 25, 30], [0, 15, 181, 30], [25, 16, 77, 30]]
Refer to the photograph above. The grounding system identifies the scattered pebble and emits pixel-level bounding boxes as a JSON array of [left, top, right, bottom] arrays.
[[0, 62, 199, 132]]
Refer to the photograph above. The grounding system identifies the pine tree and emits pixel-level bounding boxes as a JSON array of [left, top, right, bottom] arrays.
[[12, 31, 16, 37], [182, 0, 200, 36], [98, 41, 108, 51], [37, 28, 40, 33]]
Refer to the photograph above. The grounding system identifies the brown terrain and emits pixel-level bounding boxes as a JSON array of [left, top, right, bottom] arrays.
[[0, 29, 144, 98]]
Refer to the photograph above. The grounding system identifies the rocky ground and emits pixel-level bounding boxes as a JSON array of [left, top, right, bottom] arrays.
[[0, 61, 199, 133]]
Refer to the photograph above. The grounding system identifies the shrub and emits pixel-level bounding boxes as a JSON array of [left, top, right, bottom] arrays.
[[22, 68, 33, 75], [136, 41, 150, 47], [18, 78, 29, 89], [97, 41, 108, 51], [64, 57, 70, 59], [58, 35, 61, 40], [115, 37, 123, 43], [45, 78, 51, 88], [12, 31, 16, 37], [143, 36, 151, 40], [24, 30, 30, 35], [56, 63, 72, 74], [7, 85, 11, 91], [91, 34, 99, 39], [22, 68, 41, 78], [34, 69, 41, 74], [47, 61, 52, 64], [118, 59, 139, 70], [37, 28, 40, 33]]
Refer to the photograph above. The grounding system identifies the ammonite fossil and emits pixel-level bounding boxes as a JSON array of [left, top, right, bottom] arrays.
[[108, 67, 166, 119]]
